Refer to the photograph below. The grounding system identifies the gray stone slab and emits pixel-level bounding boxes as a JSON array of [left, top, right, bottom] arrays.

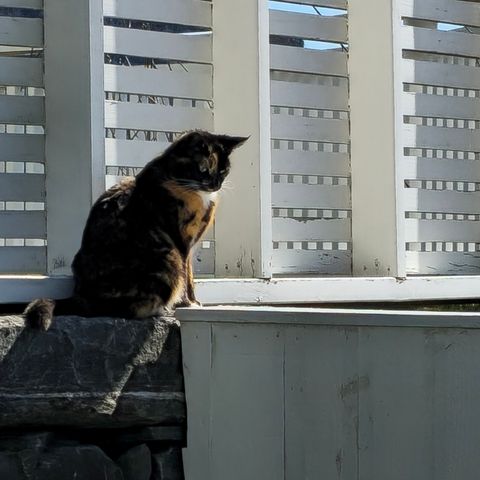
[[0, 316, 185, 428], [117, 444, 152, 480]]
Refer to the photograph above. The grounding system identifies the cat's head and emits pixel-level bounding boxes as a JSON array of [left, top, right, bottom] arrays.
[[161, 130, 248, 192]]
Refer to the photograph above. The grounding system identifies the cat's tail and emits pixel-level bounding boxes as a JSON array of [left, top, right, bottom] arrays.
[[23, 297, 86, 331]]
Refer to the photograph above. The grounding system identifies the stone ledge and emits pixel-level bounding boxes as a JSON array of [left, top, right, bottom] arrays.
[[0, 315, 185, 429]]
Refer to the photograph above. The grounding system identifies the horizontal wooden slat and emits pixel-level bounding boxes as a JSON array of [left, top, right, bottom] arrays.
[[105, 138, 170, 167], [0, 95, 44, 124], [271, 114, 349, 143], [0, 0, 42, 8], [402, 59, 480, 90], [0, 210, 45, 237], [104, 0, 212, 28], [402, 91, 480, 119], [104, 26, 211, 63], [271, 80, 348, 110], [272, 150, 350, 176], [402, 124, 480, 152], [0, 57, 43, 87], [270, 44, 347, 76], [0, 134, 44, 162], [270, 10, 347, 43], [0, 17, 42, 47], [0, 246, 45, 274], [405, 218, 480, 243], [404, 188, 480, 215], [402, 25, 480, 58], [0, 173, 44, 201], [272, 249, 351, 276], [105, 101, 213, 132], [272, 0, 347, 8], [273, 217, 350, 241], [406, 251, 480, 275], [272, 183, 350, 209], [399, 0, 480, 29], [104, 63, 212, 99], [192, 242, 215, 276], [402, 156, 480, 182]]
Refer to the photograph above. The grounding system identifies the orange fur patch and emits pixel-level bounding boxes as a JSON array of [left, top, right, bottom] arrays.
[[165, 181, 217, 247]]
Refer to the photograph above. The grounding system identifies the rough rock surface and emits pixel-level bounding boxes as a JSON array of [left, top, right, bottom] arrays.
[[0, 315, 185, 428], [0, 315, 186, 479]]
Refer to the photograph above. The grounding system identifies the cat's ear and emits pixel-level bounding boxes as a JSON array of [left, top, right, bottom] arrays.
[[216, 134, 249, 154]]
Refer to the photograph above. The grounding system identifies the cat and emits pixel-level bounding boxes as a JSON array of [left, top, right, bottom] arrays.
[[24, 130, 247, 330]]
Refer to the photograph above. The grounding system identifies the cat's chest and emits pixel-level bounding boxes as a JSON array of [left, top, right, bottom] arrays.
[[180, 191, 217, 248]]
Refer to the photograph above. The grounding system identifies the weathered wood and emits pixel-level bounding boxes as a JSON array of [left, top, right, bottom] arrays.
[[0, 316, 185, 428]]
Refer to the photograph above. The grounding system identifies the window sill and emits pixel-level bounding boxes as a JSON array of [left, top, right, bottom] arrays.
[[1, 275, 480, 305]]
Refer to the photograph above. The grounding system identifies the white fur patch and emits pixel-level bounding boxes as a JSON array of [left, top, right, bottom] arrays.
[[198, 191, 218, 208]]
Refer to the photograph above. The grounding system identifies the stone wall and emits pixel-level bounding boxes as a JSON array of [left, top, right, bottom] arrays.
[[0, 316, 186, 480]]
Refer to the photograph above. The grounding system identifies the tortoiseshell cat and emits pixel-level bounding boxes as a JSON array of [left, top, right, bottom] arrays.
[[24, 130, 247, 330]]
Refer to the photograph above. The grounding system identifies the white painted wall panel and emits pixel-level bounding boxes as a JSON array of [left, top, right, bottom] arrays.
[[0, 17, 42, 47], [0, 246, 45, 273], [104, 0, 212, 28], [272, 183, 350, 209], [104, 101, 213, 132], [272, 150, 350, 176], [0, 211, 45, 237], [0, 134, 44, 162], [104, 26, 212, 63], [0, 57, 43, 87], [0, 173, 44, 202], [0, 95, 44, 125], [273, 217, 351, 241], [104, 64, 212, 100]]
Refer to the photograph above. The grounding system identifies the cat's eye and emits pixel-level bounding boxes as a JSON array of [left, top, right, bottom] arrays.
[[199, 163, 208, 173]]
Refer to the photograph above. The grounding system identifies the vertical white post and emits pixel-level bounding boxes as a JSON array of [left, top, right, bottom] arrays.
[[212, 0, 272, 278], [348, 0, 406, 277], [44, 0, 105, 276]]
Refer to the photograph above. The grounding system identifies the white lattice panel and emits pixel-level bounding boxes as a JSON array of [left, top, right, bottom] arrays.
[[397, 0, 480, 275], [0, 3, 46, 274], [269, 1, 351, 276], [103, 0, 215, 275]]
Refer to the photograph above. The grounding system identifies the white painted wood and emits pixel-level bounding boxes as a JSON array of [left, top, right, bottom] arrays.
[[399, 0, 480, 27], [0, 246, 45, 273], [105, 138, 169, 167], [0, 96, 44, 125], [0, 57, 43, 87], [272, 249, 351, 275], [272, 182, 350, 209], [272, 0, 347, 8], [0, 134, 44, 162], [402, 59, 480, 90], [0, 211, 45, 237], [104, 26, 212, 63], [402, 25, 480, 59], [272, 150, 350, 176], [402, 91, 480, 120], [103, 0, 212, 28], [104, 101, 213, 131], [349, 0, 406, 277], [209, 324, 284, 480], [0, 17, 42, 47], [284, 325, 358, 479], [212, 0, 272, 278], [104, 63, 212, 100], [405, 218, 480, 243], [181, 308, 480, 478], [0, 0, 42, 8], [44, 0, 105, 275], [270, 10, 347, 43], [181, 322, 212, 480], [0, 173, 44, 201], [406, 252, 480, 275], [271, 80, 348, 111], [404, 188, 480, 215], [271, 114, 349, 143], [273, 217, 351, 241], [0, 275, 73, 303], [271, 44, 347, 76], [402, 156, 480, 183], [402, 125, 480, 153]]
